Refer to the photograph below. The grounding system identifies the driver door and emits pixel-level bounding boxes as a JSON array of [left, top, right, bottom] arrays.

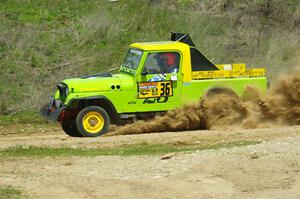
[[135, 51, 183, 112]]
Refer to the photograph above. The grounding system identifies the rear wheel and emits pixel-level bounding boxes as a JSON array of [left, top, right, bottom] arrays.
[[76, 106, 110, 137], [61, 121, 83, 137]]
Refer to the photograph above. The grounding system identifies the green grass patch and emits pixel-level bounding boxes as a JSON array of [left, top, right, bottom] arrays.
[[0, 185, 22, 199], [0, 141, 260, 158], [0, 111, 47, 126]]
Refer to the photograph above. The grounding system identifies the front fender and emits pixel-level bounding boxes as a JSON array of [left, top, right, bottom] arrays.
[[65, 95, 122, 125]]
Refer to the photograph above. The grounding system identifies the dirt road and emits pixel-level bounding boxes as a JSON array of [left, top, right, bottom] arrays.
[[0, 125, 300, 199]]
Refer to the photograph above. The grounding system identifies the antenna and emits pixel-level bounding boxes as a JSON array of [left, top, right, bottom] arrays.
[[170, 32, 196, 47], [162, 32, 170, 41], [175, 34, 187, 43]]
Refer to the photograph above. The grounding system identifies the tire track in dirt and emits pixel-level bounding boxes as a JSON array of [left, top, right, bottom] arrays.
[[0, 125, 299, 150]]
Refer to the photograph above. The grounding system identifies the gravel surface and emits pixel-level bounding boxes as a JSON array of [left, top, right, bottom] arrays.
[[0, 126, 300, 198]]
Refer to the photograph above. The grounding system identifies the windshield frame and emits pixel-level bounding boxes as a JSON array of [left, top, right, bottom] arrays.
[[120, 48, 143, 75]]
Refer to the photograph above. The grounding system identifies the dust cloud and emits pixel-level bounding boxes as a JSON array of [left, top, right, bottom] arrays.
[[112, 64, 300, 136]]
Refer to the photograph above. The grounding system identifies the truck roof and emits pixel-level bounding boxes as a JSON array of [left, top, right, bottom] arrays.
[[130, 41, 189, 51]]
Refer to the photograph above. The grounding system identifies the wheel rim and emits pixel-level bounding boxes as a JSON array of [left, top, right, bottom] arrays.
[[82, 111, 104, 134]]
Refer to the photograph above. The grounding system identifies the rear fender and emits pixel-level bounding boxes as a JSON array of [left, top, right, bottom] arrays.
[[203, 87, 238, 98]]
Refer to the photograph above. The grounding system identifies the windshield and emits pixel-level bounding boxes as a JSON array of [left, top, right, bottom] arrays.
[[122, 49, 143, 70]]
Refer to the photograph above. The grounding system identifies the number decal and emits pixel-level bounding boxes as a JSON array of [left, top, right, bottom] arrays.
[[160, 82, 171, 96], [165, 82, 171, 95], [160, 83, 165, 96], [143, 97, 169, 104], [138, 81, 173, 99]]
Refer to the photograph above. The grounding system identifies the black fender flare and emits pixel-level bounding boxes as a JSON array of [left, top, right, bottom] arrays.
[[66, 96, 122, 124], [202, 87, 238, 98]]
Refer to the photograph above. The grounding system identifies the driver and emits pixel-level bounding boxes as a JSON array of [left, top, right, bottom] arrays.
[[156, 53, 179, 74]]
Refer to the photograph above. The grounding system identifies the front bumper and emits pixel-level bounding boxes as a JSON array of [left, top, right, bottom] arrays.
[[40, 97, 65, 122]]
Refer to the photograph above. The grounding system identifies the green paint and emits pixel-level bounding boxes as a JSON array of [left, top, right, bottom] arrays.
[[54, 45, 266, 114]]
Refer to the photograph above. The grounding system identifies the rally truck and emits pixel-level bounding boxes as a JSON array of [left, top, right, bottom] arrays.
[[40, 33, 267, 137]]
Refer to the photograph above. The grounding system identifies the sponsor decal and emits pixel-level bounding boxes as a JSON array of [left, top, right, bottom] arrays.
[[138, 81, 173, 99], [148, 74, 166, 82]]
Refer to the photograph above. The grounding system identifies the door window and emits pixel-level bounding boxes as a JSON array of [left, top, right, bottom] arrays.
[[143, 52, 180, 74]]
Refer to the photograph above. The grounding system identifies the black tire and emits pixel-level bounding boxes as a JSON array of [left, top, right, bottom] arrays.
[[61, 121, 83, 137], [76, 106, 110, 137]]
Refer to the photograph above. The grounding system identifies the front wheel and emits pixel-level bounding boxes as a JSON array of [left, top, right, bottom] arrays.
[[61, 121, 83, 137], [76, 106, 110, 137]]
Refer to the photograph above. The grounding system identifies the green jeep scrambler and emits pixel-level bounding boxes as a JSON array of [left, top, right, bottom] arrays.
[[41, 33, 267, 137]]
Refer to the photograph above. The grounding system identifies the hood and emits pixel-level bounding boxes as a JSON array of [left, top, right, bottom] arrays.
[[61, 73, 135, 93]]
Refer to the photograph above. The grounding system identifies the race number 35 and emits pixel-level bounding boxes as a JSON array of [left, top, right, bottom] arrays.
[[160, 82, 171, 96]]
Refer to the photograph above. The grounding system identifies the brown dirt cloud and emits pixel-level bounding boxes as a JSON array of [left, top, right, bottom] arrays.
[[111, 64, 300, 136]]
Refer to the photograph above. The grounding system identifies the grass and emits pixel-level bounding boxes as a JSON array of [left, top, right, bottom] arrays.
[[0, 185, 22, 199], [0, 140, 261, 158], [0, 0, 299, 114], [0, 111, 47, 126]]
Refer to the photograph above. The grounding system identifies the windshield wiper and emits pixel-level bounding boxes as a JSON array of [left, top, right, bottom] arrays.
[[106, 67, 119, 73]]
